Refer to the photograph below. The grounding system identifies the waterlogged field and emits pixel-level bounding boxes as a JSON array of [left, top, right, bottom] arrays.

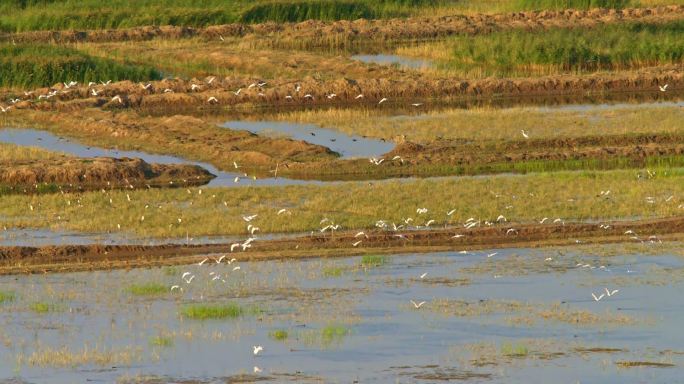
[[1, 244, 683, 383], [1, 2, 684, 382]]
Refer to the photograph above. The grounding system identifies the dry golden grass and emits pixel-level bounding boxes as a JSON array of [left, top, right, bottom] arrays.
[[271, 105, 684, 143], [0, 143, 69, 162], [17, 344, 142, 368]]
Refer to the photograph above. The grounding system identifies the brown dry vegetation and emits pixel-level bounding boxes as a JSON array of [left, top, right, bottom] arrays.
[[2, 215, 684, 275], [0, 157, 214, 191], [4, 109, 336, 171], [3, 6, 683, 47]]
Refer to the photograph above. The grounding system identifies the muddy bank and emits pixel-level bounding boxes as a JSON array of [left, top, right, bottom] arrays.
[[7, 64, 682, 114], [0, 157, 214, 192], [2, 215, 683, 274], [3, 110, 338, 172], [279, 133, 684, 179], [2, 6, 682, 45]]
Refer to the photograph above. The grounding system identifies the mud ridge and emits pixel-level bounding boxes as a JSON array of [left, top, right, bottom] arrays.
[[0, 157, 215, 192], [1, 215, 683, 275]]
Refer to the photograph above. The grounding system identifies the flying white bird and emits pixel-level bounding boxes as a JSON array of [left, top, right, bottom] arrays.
[[591, 292, 605, 302], [207, 96, 218, 103], [378, 97, 388, 105], [521, 130, 529, 139], [277, 208, 289, 215], [659, 84, 668, 92], [410, 300, 426, 308], [604, 288, 619, 297], [197, 258, 208, 266], [420, 272, 428, 279], [355, 94, 364, 99], [111, 95, 122, 104], [352, 240, 362, 247], [486, 252, 498, 258], [242, 214, 258, 222], [253, 346, 263, 355]]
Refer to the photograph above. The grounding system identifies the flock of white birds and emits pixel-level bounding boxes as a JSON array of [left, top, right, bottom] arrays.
[[0, 74, 676, 373]]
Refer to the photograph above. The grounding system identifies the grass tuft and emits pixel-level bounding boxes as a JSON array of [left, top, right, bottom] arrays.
[[149, 336, 174, 347], [126, 283, 168, 296], [269, 329, 289, 341], [181, 303, 260, 320], [0, 291, 15, 304], [361, 255, 388, 267]]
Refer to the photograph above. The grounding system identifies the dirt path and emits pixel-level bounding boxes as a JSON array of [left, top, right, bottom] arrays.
[[2, 6, 682, 45], [2, 215, 682, 275]]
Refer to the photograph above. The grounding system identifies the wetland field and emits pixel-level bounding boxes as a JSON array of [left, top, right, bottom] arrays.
[[1, 0, 684, 382]]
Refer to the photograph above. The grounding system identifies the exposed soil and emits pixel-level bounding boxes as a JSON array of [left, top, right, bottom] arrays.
[[280, 133, 684, 179], [4, 109, 338, 171], [2, 215, 683, 275], [2, 6, 682, 45], [0, 157, 214, 192], [6, 64, 682, 113]]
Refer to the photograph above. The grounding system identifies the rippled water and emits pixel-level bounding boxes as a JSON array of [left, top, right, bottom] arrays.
[[1, 243, 682, 383]]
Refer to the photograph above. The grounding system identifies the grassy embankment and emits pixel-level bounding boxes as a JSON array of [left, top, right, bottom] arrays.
[[270, 104, 684, 143], [0, 44, 161, 89], [2, 0, 674, 33], [398, 20, 684, 78], [0, 168, 681, 238]]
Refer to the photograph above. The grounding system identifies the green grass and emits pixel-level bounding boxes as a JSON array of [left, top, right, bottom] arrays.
[[269, 329, 289, 341], [181, 303, 260, 320], [299, 324, 351, 347], [0, 291, 15, 304], [322, 266, 345, 277], [3, 167, 684, 238], [0, 44, 161, 88], [501, 342, 530, 357], [149, 336, 174, 347], [126, 283, 168, 296], [515, 0, 630, 9], [399, 20, 684, 77], [361, 255, 388, 267], [29, 301, 62, 313], [0, 0, 666, 32], [0, 0, 445, 32]]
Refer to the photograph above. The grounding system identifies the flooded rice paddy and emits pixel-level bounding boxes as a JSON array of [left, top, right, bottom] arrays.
[[222, 121, 394, 159], [0, 129, 322, 188], [1, 243, 683, 383]]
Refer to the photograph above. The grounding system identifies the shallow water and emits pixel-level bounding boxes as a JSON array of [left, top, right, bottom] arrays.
[[0, 228, 298, 247], [351, 54, 433, 70], [222, 120, 394, 159], [0, 128, 322, 188], [1, 243, 682, 383]]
